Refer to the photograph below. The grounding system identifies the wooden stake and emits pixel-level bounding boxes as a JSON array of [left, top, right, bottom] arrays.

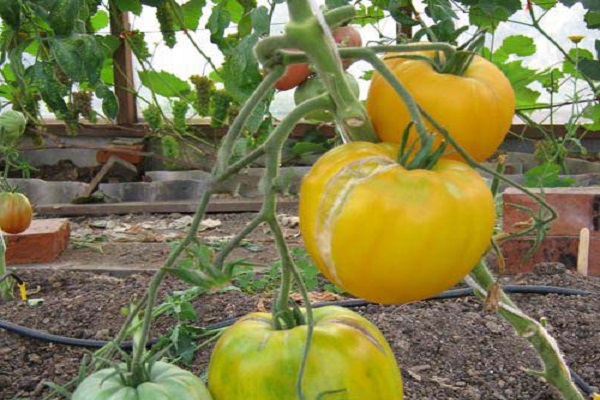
[[577, 227, 590, 276]]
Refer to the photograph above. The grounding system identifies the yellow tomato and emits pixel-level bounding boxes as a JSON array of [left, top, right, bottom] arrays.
[[366, 48, 515, 162], [299, 142, 495, 304]]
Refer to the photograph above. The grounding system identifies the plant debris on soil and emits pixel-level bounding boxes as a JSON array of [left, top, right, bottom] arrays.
[[1, 211, 599, 400]]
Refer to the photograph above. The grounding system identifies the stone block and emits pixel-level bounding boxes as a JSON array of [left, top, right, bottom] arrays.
[[5, 219, 70, 265], [7, 179, 89, 205]]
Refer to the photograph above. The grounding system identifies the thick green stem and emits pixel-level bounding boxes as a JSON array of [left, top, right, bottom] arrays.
[[466, 262, 585, 400], [322, 5, 355, 28], [128, 69, 286, 383], [283, 0, 377, 142], [0, 231, 11, 301]]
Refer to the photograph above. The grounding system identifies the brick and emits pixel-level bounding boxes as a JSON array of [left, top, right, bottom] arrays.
[[96, 144, 145, 165], [498, 235, 600, 277], [5, 219, 70, 265], [502, 187, 600, 236]]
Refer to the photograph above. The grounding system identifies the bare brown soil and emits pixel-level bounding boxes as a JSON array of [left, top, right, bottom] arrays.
[[1, 211, 599, 400]]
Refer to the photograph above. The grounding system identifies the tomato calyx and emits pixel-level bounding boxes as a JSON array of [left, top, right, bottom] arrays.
[[440, 50, 476, 76], [272, 300, 306, 330], [397, 123, 447, 170]]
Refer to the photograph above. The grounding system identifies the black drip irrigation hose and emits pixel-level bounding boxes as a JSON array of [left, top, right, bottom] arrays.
[[0, 284, 596, 395]]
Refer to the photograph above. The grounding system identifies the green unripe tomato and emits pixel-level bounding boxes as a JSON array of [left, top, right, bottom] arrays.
[[293, 73, 360, 122], [72, 361, 212, 400]]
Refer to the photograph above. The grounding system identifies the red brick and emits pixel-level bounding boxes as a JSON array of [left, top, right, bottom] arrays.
[[502, 187, 600, 236], [96, 144, 145, 165], [498, 235, 600, 276], [5, 219, 70, 265]]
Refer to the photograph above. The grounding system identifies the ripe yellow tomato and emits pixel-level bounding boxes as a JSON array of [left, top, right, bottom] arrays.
[[299, 142, 495, 304], [366, 49, 515, 162]]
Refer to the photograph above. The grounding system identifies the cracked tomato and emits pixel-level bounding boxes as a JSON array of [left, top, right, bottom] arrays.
[[299, 142, 495, 304]]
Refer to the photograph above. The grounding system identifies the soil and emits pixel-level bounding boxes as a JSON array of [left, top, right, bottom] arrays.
[[1, 210, 600, 400]]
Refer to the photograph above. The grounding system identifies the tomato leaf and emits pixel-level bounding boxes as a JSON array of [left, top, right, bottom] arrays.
[[49, 36, 104, 85], [499, 35, 536, 58], [48, 0, 83, 36], [326, 0, 351, 9], [138, 70, 191, 98], [558, 0, 600, 10], [221, 33, 264, 104], [174, 0, 206, 31]]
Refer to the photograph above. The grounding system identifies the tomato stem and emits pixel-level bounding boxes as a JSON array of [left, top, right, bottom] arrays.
[[441, 50, 476, 76], [0, 232, 12, 301], [466, 262, 585, 400]]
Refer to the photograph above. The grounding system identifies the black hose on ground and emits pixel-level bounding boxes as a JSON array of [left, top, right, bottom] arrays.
[[0, 284, 596, 395]]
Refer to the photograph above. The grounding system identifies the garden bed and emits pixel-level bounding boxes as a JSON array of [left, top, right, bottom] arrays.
[[1, 211, 599, 399]]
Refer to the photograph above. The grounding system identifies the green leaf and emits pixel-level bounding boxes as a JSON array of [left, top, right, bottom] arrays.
[[354, 4, 385, 26], [90, 10, 110, 32], [583, 103, 600, 130], [28, 62, 69, 115], [585, 10, 600, 29], [224, 0, 244, 23], [0, 0, 21, 29], [97, 35, 121, 57], [206, 5, 231, 45], [537, 67, 564, 92], [578, 59, 600, 80], [563, 47, 594, 77], [48, 0, 83, 35], [524, 163, 575, 188], [138, 70, 191, 98], [251, 6, 270, 35], [115, 0, 142, 15], [292, 141, 327, 156], [221, 33, 263, 104], [95, 84, 119, 119], [499, 35, 536, 57], [49, 36, 104, 84], [459, 0, 521, 29], [325, 0, 350, 9], [179, 0, 206, 31], [100, 59, 114, 86], [532, 0, 557, 10], [498, 60, 541, 108]]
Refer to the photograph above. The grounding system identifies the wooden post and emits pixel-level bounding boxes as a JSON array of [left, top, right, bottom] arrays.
[[109, 3, 138, 125], [577, 227, 590, 276], [396, 7, 413, 40]]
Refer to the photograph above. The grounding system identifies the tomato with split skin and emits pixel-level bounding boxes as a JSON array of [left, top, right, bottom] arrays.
[[299, 141, 495, 304]]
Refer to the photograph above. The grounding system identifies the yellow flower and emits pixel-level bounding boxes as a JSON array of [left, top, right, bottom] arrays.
[[568, 35, 584, 44]]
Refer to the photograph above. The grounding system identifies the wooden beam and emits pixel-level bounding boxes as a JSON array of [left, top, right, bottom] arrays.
[[109, 4, 138, 125], [396, 7, 414, 39], [35, 199, 300, 216]]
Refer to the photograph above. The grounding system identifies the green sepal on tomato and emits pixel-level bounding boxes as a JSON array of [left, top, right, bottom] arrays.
[[0, 191, 33, 234], [71, 361, 213, 400], [294, 73, 360, 122], [299, 142, 495, 305], [207, 305, 403, 399], [366, 47, 515, 162]]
